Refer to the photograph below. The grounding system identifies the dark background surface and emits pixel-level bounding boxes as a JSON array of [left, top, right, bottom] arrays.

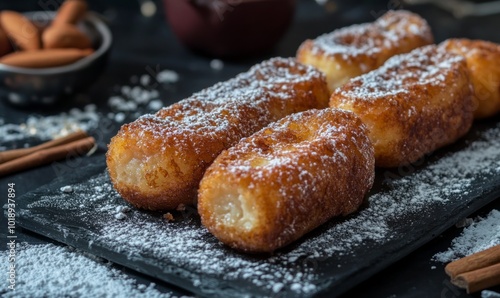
[[1, 0, 499, 297]]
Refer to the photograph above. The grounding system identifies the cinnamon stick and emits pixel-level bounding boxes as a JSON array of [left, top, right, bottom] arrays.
[[452, 262, 500, 293], [0, 130, 89, 164], [445, 245, 500, 278], [0, 136, 95, 177]]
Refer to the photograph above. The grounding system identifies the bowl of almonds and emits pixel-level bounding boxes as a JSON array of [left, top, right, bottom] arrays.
[[0, 0, 112, 106]]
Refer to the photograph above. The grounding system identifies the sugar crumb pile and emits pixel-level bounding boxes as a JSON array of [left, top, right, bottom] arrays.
[[0, 243, 185, 298], [482, 290, 500, 298], [0, 105, 100, 143], [433, 209, 500, 263]]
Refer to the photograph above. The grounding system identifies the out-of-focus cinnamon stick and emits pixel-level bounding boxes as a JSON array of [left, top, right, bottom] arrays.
[[0, 136, 95, 177], [0, 130, 89, 164]]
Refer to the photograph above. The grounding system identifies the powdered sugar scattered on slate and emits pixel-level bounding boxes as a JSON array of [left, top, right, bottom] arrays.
[[433, 209, 500, 263], [22, 121, 500, 296]]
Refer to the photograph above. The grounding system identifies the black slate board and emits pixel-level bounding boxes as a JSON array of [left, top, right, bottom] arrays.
[[15, 119, 500, 298]]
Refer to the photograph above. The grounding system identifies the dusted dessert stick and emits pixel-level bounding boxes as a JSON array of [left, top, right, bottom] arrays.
[[107, 58, 330, 210], [297, 10, 433, 92], [440, 38, 500, 119], [198, 108, 375, 253], [329, 45, 474, 167]]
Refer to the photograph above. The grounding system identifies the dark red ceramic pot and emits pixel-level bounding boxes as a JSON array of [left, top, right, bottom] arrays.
[[163, 0, 296, 58]]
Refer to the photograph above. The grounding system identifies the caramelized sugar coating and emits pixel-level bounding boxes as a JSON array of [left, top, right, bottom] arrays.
[[106, 58, 330, 210], [440, 38, 500, 119], [198, 109, 375, 253], [329, 45, 474, 168], [297, 10, 433, 92]]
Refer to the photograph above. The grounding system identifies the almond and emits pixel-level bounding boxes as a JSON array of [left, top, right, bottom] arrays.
[[0, 48, 93, 68], [0, 11, 41, 50], [0, 23, 12, 57], [43, 24, 92, 49], [53, 0, 88, 26]]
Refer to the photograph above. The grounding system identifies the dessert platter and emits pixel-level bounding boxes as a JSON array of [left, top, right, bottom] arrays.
[[15, 10, 500, 297]]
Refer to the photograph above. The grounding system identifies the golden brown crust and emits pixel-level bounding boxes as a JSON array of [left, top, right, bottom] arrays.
[[440, 38, 500, 119], [106, 58, 330, 210], [329, 45, 474, 168], [198, 109, 375, 253], [296, 10, 434, 92]]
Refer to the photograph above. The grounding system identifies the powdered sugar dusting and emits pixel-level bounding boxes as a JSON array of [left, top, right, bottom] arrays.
[[433, 209, 500, 263], [0, 243, 180, 298], [337, 45, 465, 100], [212, 108, 374, 218], [21, 121, 500, 296], [0, 105, 100, 143], [26, 174, 322, 295], [135, 57, 325, 144], [310, 10, 432, 58]]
